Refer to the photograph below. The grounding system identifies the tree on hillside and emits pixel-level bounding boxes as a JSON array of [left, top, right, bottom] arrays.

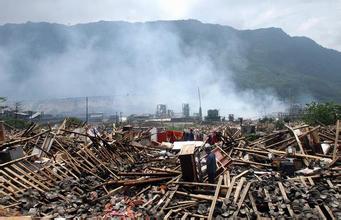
[[303, 102, 341, 125]]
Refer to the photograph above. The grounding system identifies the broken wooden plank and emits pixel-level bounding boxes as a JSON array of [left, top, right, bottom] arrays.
[[333, 120, 340, 160], [233, 177, 245, 204], [208, 175, 223, 219], [285, 124, 309, 166], [277, 182, 295, 218], [224, 176, 236, 202], [232, 181, 251, 218]]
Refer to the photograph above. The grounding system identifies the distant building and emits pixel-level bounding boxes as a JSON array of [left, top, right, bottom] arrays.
[[241, 124, 256, 134], [88, 113, 104, 122], [156, 104, 167, 117], [182, 103, 190, 118], [228, 114, 234, 122], [277, 104, 306, 121], [205, 109, 221, 122], [167, 110, 174, 117], [238, 117, 243, 125], [288, 104, 305, 119]]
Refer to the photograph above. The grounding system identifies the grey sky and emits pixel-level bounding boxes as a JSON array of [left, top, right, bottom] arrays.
[[0, 0, 341, 51]]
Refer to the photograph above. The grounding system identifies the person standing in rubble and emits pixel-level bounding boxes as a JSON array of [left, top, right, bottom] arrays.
[[205, 143, 216, 183], [183, 129, 188, 141], [188, 128, 194, 141], [207, 131, 218, 145]]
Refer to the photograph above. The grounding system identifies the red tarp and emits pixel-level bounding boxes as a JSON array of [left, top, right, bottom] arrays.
[[157, 130, 183, 143]]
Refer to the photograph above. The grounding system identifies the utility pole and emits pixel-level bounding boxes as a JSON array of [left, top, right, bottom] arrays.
[[85, 97, 88, 123], [198, 87, 202, 121], [15, 103, 18, 128], [14, 101, 21, 128]]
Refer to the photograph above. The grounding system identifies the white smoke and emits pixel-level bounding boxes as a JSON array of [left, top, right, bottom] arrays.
[[0, 21, 287, 118]]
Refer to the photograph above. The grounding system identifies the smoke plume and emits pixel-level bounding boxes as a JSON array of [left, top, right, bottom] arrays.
[[0, 21, 287, 118]]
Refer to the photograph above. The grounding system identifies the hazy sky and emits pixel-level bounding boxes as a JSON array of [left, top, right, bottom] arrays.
[[0, 0, 341, 51]]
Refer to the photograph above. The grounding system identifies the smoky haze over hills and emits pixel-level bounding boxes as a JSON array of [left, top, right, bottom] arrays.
[[1, 20, 341, 117]]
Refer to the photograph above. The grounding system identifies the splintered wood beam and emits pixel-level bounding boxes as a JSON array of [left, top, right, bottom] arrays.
[[148, 167, 182, 174], [248, 192, 261, 219], [50, 163, 77, 179], [117, 172, 175, 177], [265, 136, 295, 149], [300, 176, 308, 187], [0, 130, 50, 149], [163, 202, 196, 211], [9, 164, 50, 191], [187, 213, 208, 218], [225, 177, 236, 202], [59, 156, 81, 175], [315, 206, 327, 220], [175, 191, 224, 202], [94, 186, 123, 202], [333, 120, 340, 160], [235, 170, 250, 179], [175, 181, 235, 190], [1, 177, 22, 192], [136, 186, 151, 197], [55, 139, 81, 174], [303, 176, 335, 220], [154, 191, 170, 211], [163, 210, 173, 220], [307, 177, 315, 186], [234, 147, 328, 160], [166, 174, 182, 185], [226, 171, 230, 186], [323, 205, 336, 220], [4, 168, 45, 193], [1, 186, 18, 199], [285, 124, 309, 166], [327, 156, 340, 168], [81, 145, 118, 178], [264, 188, 276, 213], [181, 212, 189, 220], [277, 182, 295, 218], [175, 191, 214, 201], [232, 181, 251, 218], [281, 126, 321, 150], [277, 182, 289, 202], [105, 176, 173, 186], [233, 177, 245, 204], [141, 194, 160, 208], [1, 202, 20, 209], [208, 176, 223, 219], [13, 163, 52, 186], [1, 170, 30, 190], [326, 179, 335, 189], [0, 154, 38, 168], [177, 181, 216, 186], [160, 185, 179, 213]]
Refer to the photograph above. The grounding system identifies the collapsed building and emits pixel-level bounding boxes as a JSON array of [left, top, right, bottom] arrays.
[[0, 119, 340, 219]]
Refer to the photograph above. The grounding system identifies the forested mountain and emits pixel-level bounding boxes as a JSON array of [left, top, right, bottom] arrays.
[[0, 19, 340, 106]]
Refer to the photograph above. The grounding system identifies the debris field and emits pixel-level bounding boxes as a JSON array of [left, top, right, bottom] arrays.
[[0, 119, 340, 219]]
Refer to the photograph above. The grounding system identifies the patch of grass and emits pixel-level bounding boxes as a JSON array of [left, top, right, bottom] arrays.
[[0, 116, 30, 129]]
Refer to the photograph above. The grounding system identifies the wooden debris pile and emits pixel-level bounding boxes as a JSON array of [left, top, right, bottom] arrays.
[[0, 120, 340, 219], [0, 121, 178, 218]]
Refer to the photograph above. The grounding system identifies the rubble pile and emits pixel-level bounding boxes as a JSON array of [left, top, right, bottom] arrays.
[[0, 119, 340, 219]]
